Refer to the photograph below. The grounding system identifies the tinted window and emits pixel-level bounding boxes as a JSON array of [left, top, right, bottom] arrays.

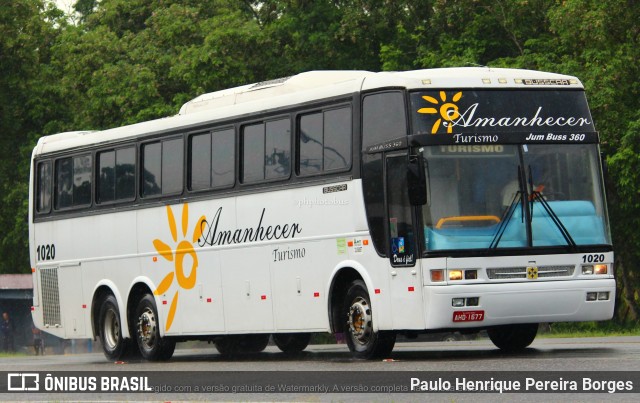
[[55, 155, 92, 209], [242, 123, 265, 183], [36, 161, 52, 213], [55, 158, 73, 209], [189, 133, 211, 191], [265, 119, 290, 179], [142, 139, 183, 197], [162, 139, 183, 194], [299, 113, 323, 175], [299, 107, 351, 175], [211, 128, 234, 187], [324, 108, 351, 171], [98, 147, 136, 203], [362, 92, 407, 148], [143, 142, 162, 196], [98, 151, 116, 203], [116, 147, 136, 200], [189, 128, 235, 191], [73, 155, 92, 206]]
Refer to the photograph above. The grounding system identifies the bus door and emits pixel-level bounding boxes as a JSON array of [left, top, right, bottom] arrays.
[[385, 153, 425, 329]]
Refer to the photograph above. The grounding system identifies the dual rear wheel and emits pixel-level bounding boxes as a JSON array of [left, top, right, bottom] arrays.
[[98, 293, 175, 361]]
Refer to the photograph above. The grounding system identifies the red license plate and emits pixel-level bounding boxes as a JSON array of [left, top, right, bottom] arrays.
[[453, 310, 485, 322]]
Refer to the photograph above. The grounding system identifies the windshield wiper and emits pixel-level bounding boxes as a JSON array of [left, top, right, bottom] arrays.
[[489, 166, 525, 249], [528, 165, 577, 248]]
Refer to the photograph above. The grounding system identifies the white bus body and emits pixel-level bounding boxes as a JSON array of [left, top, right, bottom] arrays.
[[29, 68, 615, 360]]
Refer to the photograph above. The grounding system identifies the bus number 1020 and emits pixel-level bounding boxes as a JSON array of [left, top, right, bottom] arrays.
[[36, 244, 56, 261], [582, 254, 605, 263]]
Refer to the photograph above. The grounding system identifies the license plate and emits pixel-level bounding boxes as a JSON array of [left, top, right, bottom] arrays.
[[453, 310, 485, 322]]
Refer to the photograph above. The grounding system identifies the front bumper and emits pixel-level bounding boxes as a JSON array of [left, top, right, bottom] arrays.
[[425, 279, 615, 329]]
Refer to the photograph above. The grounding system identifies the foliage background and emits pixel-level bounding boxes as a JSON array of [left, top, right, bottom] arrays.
[[1, 0, 638, 323]]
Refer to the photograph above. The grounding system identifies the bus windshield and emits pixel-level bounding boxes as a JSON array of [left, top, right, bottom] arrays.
[[419, 143, 611, 252]]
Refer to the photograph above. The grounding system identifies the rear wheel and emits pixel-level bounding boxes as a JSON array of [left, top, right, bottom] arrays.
[[134, 294, 175, 361], [99, 295, 133, 361], [488, 323, 538, 352], [215, 334, 270, 355], [273, 333, 311, 354], [344, 280, 395, 359]]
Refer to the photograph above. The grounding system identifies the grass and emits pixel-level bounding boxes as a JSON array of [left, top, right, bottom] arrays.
[[0, 351, 28, 358], [539, 321, 640, 338]]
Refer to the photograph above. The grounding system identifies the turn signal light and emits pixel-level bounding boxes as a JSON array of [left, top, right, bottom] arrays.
[[431, 269, 445, 282], [582, 264, 608, 275]]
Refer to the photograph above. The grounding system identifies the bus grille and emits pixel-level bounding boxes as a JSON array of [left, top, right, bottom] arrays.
[[40, 268, 61, 326], [486, 265, 575, 280]]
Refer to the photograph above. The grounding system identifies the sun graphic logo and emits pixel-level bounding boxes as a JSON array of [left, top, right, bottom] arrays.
[[417, 91, 463, 134], [152, 203, 206, 331]]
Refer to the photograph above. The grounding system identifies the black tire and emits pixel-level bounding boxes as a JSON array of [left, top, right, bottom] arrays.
[[98, 294, 133, 361], [273, 333, 311, 354], [215, 334, 270, 355], [488, 323, 538, 352], [134, 294, 176, 361], [344, 280, 395, 359]]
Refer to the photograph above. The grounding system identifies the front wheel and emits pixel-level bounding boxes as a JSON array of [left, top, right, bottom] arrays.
[[488, 323, 538, 352], [273, 333, 311, 354], [134, 294, 175, 361], [98, 295, 133, 361], [344, 280, 395, 359]]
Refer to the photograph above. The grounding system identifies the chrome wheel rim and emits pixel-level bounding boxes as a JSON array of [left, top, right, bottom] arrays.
[[137, 307, 157, 351], [103, 308, 120, 350], [347, 296, 372, 346]]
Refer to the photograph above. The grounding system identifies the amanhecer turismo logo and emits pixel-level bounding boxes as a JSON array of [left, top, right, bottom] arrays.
[[417, 91, 463, 134], [152, 203, 206, 331]]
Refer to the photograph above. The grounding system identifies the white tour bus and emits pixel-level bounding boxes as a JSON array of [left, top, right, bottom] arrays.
[[29, 68, 615, 361]]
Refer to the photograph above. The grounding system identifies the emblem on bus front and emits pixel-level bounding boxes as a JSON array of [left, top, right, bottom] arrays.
[[417, 91, 463, 134], [527, 266, 539, 280]]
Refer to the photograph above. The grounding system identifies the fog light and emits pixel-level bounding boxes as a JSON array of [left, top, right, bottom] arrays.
[[594, 264, 608, 275], [466, 297, 479, 306], [586, 292, 597, 301], [452, 298, 465, 307], [582, 265, 594, 275], [449, 270, 463, 281], [597, 292, 610, 301], [465, 270, 478, 280], [431, 269, 445, 282]]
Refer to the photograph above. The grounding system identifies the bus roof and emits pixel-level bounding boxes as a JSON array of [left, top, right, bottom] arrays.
[[35, 68, 583, 155]]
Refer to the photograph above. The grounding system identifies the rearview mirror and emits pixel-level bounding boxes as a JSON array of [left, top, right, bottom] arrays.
[[407, 155, 427, 206]]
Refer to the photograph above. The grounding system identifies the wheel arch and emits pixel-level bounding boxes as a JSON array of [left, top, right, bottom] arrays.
[[327, 261, 375, 334], [91, 281, 126, 338]]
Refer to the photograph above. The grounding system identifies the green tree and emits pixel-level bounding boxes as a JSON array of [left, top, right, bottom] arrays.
[[0, 0, 64, 273]]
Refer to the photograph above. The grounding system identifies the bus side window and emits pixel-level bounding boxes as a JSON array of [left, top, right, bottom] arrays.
[[265, 119, 291, 180], [299, 106, 351, 176], [98, 147, 136, 203], [142, 139, 183, 197], [242, 118, 290, 183], [362, 92, 407, 148], [36, 161, 52, 213], [189, 133, 211, 191], [55, 155, 92, 209], [211, 128, 235, 188]]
